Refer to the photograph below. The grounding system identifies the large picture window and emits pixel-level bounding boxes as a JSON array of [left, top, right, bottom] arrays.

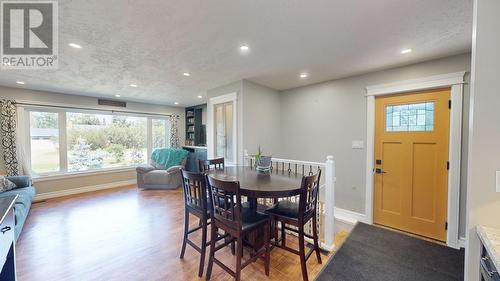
[[27, 109, 170, 176], [29, 111, 60, 174], [67, 113, 148, 171]]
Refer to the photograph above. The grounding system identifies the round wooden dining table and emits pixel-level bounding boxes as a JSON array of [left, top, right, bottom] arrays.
[[207, 166, 304, 251], [206, 166, 303, 204]]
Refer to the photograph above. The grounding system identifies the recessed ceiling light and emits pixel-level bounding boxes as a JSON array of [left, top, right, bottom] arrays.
[[239, 45, 249, 52], [299, 73, 308, 78], [183, 72, 191, 77], [129, 84, 137, 88], [68, 43, 82, 49], [16, 81, 25, 85], [174, 102, 179, 105], [401, 48, 412, 54], [115, 94, 121, 98], [197, 95, 203, 99]]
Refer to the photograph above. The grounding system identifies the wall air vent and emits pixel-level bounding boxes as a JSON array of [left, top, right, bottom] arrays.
[[98, 99, 127, 108]]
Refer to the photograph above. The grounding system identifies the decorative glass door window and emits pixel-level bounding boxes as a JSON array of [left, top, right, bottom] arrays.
[[386, 102, 434, 132]]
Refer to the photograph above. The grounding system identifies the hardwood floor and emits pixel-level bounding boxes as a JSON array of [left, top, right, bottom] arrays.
[[16, 186, 347, 281]]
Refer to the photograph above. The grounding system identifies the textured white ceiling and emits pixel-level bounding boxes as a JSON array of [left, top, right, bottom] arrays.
[[0, 0, 472, 106]]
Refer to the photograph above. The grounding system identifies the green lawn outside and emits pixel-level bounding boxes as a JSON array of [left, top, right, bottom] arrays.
[[31, 139, 147, 174]]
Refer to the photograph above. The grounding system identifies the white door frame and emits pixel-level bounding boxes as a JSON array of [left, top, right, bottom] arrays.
[[207, 92, 238, 165], [365, 71, 466, 249]]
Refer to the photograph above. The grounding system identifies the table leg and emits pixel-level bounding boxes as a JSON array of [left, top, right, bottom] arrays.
[[244, 197, 268, 255], [248, 197, 258, 209]]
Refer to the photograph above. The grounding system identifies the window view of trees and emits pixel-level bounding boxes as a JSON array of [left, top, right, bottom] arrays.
[[28, 110, 170, 175], [152, 119, 168, 150], [67, 113, 147, 171], [30, 112, 60, 173]]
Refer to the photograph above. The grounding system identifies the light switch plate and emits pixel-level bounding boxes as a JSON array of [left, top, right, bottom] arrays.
[[496, 171, 500, 192], [352, 140, 364, 149]]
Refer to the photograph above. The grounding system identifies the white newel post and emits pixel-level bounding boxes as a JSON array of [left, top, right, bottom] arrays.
[[324, 155, 336, 251]]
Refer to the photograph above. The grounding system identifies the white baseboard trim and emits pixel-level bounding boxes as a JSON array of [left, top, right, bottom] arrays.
[[458, 237, 467, 248], [34, 179, 136, 201], [319, 242, 336, 252], [334, 207, 368, 225]]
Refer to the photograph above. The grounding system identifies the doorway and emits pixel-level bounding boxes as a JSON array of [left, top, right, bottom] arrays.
[[214, 101, 234, 163], [207, 92, 238, 165], [373, 88, 450, 241]]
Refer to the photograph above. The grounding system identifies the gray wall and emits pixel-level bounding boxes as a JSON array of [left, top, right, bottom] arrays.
[[279, 54, 471, 237], [241, 80, 281, 157], [465, 0, 500, 279], [0, 86, 185, 195], [207, 81, 242, 99], [33, 170, 138, 196], [206, 80, 281, 162], [201, 104, 207, 125]]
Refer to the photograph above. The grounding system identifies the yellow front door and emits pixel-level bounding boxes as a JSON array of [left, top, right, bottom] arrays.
[[374, 88, 450, 241]]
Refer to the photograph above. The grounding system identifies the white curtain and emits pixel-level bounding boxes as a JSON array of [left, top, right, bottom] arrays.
[[16, 108, 31, 176]]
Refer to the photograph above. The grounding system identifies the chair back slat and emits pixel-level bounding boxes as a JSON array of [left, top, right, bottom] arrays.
[[299, 170, 322, 218], [206, 175, 241, 230], [181, 170, 207, 212], [199, 158, 225, 172]]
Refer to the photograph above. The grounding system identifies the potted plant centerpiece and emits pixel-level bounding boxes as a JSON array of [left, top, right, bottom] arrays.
[[254, 145, 272, 173]]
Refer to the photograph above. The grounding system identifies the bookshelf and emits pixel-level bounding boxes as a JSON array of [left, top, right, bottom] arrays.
[[185, 104, 206, 146]]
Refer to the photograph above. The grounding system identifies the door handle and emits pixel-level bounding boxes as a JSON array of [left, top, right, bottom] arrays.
[[1, 226, 11, 234], [375, 168, 387, 174]]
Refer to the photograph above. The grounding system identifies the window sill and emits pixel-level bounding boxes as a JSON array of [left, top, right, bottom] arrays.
[[32, 167, 138, 183]]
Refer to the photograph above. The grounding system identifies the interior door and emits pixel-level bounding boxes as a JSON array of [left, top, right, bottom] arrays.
[[214, 102, 234, 163], [374, 88, 450, 241]]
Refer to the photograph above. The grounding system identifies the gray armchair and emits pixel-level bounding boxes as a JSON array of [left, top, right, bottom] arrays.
[[136, 158, 187, 190]]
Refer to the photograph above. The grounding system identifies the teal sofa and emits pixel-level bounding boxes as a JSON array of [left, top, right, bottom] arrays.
[[0, 176, 35, 240]]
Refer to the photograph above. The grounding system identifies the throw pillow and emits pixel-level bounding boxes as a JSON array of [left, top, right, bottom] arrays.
[[0, 177, 16, 192]]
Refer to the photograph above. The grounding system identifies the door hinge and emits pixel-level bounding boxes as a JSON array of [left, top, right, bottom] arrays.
[[445, 222, 448, 230], [449, 100, 452, 109], [447, 161, 450, 170]]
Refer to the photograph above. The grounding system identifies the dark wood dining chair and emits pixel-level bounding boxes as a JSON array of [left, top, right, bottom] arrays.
[[265, 171, 322, 281], [199, 157, 225, 172], [205, 175, 270, 281], [179, 170, 225, 277]]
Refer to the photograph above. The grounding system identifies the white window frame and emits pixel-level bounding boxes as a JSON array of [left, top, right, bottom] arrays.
[[149, 117, 171, 163], [24, 106, 171, 179]]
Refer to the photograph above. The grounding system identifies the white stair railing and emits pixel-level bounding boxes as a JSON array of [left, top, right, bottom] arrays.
[[244, 154, 336, 251]]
